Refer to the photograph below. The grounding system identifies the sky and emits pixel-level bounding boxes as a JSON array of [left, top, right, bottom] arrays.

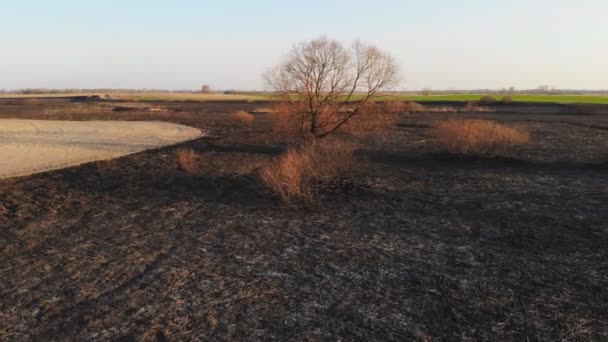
[[1, 0, 607, 91]]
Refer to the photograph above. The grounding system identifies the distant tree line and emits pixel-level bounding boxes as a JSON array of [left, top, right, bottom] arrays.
[[413, 87, 608, 96], [1, 87, 607, 96]]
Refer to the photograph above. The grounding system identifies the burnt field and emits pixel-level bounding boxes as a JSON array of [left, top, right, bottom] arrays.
[[1, 97, 607, 341]]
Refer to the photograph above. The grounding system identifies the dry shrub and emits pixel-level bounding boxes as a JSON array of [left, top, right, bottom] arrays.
[[267, 101, 398, 142], [464, 102, 493, 112], [147, 106, 168, 112], [432, 119, 530, 156], [381, 101, 408, 113], [479, 95, 497, 104], [377, 101, 427, 113], [255, 102, 293, 113], [259, 140, 356, 204], [231, 110, 255, 125], [403, 101, 427, 112], [340, 102, 398, 138], [428, 106, 456, 113], [268, 103, 303, 140], [176, 148, 200, 175]]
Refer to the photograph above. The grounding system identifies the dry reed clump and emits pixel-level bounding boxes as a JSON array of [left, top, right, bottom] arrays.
[[268, 103, 303, 140], [266, 101, 399, 142], [428, 106, 456, 113], [340, 102, 398, 138], [402, 101, 427, 113], [259, 140, 357, 204], [176, 148, 201, 175], [463, 102, 493, 112], [254, 102, 293, 114], [381, 101, 408, 113], [380, 101, 427, 113], [231, 111, 255, 125], [432, 119, 530, 157], [479, 95, 497, 104]]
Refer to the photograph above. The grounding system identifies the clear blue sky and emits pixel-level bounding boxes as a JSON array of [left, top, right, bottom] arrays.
[[1, 0, 606, 90]]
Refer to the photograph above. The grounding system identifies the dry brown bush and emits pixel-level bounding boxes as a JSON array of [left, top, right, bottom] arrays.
[[403, 101, 427, 112], [267, 103, 303, 140], [428, 106, 456, 113], [267, 102, 398, 142], [176, 148, 200, 175], [259, 140, 356, 204], [432, 119, 530, 156], [381, 101, 408, 113], [231, 111, 255, 125], [479, 95, 497, 104], [463, 102, 493, 112], [340, 102, 398, 138], [379, 101, 427, 113]]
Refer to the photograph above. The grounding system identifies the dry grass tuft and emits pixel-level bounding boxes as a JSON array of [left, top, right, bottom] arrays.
[[479, 95, 497, 104], [255, 102, 293, 114], [381, 101, 409, 113], [231, 111, 255, 125], [268, 103, 303, 140], [380, 101, 427, 113], [340, 102, 398, 139], [260, 140, 356, 204], [402, 101, 427, 112], [176, 148, 200, 175], [464, 102, 493, 112], [429, 106, 457, 113], [266, 102, 400, 142], [432, 119, 530, 156]]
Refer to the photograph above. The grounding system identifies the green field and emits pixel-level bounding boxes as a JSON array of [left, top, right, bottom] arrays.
[[374, 94, 608, 104]]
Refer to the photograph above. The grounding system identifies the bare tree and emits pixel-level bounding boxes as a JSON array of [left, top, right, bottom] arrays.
[[265, 37, 400, 140]]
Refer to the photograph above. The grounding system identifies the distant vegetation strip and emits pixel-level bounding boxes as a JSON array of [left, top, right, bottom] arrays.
[[375, 94, 608, 104], [1, 93, 608, 104]]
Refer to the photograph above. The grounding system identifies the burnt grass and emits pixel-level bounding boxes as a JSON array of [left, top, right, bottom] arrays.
[[1, 98, 607, 341]]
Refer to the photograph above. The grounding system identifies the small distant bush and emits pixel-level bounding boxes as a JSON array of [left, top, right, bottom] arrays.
[[381, 101, 427, 114], [501, 96, 514, 103], [479, 96, 497, 104], [403, 101, 427, 112], [260, 140, 357, 204], [429, 106, 456, 113], [432, 119, 530, 156], [381, 101, 408, 113], [463, 102, 493, 112], [231, 111, 255, 125], [176, 148, 200, 175]]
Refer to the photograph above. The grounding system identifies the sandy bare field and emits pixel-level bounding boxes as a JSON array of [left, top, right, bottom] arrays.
[[0, 119, 202, 179]]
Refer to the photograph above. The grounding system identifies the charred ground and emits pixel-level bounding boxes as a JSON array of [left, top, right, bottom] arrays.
[[0, 98, 607, 340]]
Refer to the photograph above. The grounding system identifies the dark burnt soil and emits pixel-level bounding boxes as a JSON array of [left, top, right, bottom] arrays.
[[0, 98, 607, 341]]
